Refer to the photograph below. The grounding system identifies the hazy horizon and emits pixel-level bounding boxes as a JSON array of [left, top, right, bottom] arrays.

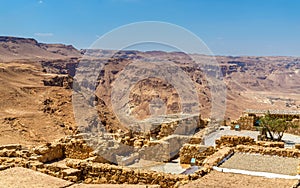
[[1, 0, 300, 56]]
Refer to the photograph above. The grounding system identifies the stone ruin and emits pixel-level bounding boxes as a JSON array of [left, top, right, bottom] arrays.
[[0, 133, 228, 188], [77, 113, 206, 164], [1, 134, 300, 187], [0, 113, 210, 187]]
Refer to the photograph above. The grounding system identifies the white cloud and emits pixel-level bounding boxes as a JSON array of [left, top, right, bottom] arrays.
[[34, 33, 54, 37]]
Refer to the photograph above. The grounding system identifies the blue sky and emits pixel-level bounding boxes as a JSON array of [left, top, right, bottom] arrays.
[[0, 0, 300, 56]]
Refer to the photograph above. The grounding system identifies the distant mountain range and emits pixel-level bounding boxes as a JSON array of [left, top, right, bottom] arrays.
[[0, 36, 299, 128], [0, 36, 81, 61]]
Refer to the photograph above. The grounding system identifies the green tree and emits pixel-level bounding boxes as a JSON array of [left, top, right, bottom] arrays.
[[259, 112, 298, 141]]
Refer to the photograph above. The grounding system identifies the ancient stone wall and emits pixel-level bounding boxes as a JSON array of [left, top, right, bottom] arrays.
[[215, 135, 255, 148], [150, 114, 205, 139], [0, 135, 208, 188], [191, 147, 234, 177], [139, 140, 170, 162], [188, 136, 203, 144], [215, 135, 288, 149], [33, 142, 64, 163], [0, 135, 105, 165], [7, 134, 299, 187], [235, 145, 300, 158], [256, 141, 284, 148], [179, 144, 216, 165], [66, 159, 189, 188], [136, 135, 198, 162], [31, 136, 95, 163], [201, 147, 234, 168], [63, 138, 94, 159], [0, 144, 29, 158], [6, 134, 300, 188], [232, 115, 257, 131], [0, 141, 170, 187]]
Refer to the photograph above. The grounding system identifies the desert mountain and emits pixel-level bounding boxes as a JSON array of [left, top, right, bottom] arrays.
[[82, 51, 299, 122], [0, 37, 80, 145], [0, 36, 81, 62], [0, 36, 299, 145]]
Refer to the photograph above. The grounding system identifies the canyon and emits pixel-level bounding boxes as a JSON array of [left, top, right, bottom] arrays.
[[0, 36, 299, 187]]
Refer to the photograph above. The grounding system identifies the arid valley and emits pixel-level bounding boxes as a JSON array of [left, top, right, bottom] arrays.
[[0, 36, 299, 187]]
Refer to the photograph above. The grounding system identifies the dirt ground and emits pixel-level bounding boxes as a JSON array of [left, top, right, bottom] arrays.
[[0, 167, 73, 188], [0, 62, 75, 146], [180, 170, 299, 188], [0, 167, 159, 188], [220, 153, 300, 176]]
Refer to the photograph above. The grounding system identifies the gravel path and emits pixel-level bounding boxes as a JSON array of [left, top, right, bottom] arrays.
[[204, 126, 259, 146], [220, 153, 300, 176], [180, 170, 299, 188]]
